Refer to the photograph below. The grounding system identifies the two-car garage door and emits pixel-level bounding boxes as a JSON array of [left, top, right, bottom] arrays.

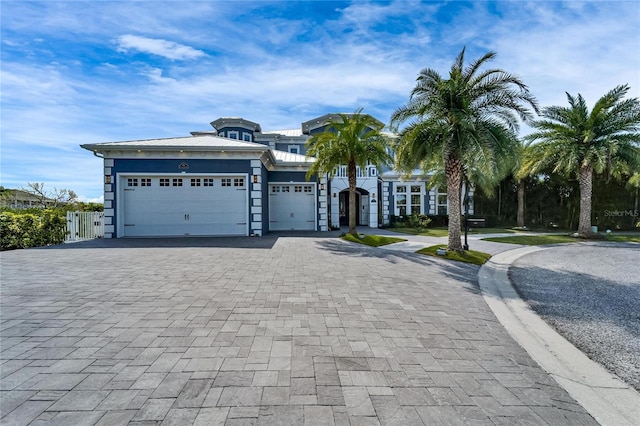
[[120, 175, 248, 237]]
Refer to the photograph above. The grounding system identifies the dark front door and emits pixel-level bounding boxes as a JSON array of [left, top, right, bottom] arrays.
[[339, 191, 360, 226]]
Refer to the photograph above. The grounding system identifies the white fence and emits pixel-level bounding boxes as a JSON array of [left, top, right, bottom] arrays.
[[65, 211, 104, 242]]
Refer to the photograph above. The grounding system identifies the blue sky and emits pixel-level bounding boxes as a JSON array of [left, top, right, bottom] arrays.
[[1, 1, 639, 202]]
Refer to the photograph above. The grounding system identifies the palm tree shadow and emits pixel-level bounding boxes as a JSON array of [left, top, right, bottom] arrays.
[[315, 239, 482, 294]]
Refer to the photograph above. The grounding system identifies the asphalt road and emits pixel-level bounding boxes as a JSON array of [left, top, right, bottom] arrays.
[[509, 242, 640, 391]]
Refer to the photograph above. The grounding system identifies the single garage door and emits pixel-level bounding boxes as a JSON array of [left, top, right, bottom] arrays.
[[269, 183, 316, 231], [121, 175, 248, 237]]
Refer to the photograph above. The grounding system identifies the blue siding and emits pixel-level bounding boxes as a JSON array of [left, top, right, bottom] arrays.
[[112, 158, 250, 174], [267, 171, 311, 183], [216, 126, 255, 141]]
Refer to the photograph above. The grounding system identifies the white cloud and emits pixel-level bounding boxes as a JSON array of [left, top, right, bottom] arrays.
[[116, 35, 206, 60]]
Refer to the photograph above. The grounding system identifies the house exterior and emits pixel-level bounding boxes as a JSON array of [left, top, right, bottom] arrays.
[[81, 114, 470, 238], [0, 189, 58, 209]]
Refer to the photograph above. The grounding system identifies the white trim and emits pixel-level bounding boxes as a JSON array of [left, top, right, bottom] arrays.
[[392, 182, 426, 216]]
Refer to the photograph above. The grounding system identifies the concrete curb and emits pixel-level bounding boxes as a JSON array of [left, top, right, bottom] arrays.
[[478, 246, 640, 426]]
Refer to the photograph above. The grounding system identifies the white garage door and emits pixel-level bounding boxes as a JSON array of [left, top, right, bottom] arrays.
[[269, 184, 316, 231], [120, 175, 248, 237]]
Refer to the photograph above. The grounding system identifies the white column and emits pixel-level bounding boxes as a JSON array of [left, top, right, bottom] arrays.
[[250, 160, 263, 236], [318, 176, 328, 231]]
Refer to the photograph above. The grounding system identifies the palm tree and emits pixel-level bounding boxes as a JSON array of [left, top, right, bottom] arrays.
[[306, 109, 392, 236], [524, 85, 640, 236], [390, 47, 538, 251]]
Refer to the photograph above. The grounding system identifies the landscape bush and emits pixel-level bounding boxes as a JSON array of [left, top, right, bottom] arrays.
[[391, 213, 433, 229], [0, 209, 67, 250]]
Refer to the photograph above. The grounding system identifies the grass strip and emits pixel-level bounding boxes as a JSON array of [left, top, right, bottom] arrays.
[[392, 227, 525, 237], [482, 235, 576, 245], [341, 233, 407, 247], [416, 245, 491, 265], [604, 234, 640, 243]]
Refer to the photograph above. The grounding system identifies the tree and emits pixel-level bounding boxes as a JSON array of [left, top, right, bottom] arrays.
[[524, 85, 640, 236], [22, 183, 78, 208], [306, 109, 392, 236], [390, 47, 538, 251]]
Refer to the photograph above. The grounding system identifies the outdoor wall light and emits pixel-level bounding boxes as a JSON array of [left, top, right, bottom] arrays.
[[333, 192, 337, 198], [105, 175, 111, 184], [253, 175, 258, 183], [372, 193, 376, 199], [320, 183, 325, 190]]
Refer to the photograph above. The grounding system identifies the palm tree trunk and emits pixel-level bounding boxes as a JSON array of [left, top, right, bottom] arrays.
[[348, 160, 357, 236], [516, 179, 525, 228], [445, 156, 463, 252], [577, 165, 594, 235]]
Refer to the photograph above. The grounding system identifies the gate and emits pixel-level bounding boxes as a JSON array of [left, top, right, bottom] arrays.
[[65, 211, 104, 242]]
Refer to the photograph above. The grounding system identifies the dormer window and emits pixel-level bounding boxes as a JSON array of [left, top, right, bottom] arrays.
[[243, 133, 252, 142], [288, 145, 299, 154], [228, 131, 239, 140]]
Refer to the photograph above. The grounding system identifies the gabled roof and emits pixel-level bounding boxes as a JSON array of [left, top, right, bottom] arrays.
[[81, 135, 269, 152], [81, 135, 315, 168]]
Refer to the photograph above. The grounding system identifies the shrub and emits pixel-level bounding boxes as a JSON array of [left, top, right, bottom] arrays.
[[0, 209, 67, 250], [406, 214, 432, 229]]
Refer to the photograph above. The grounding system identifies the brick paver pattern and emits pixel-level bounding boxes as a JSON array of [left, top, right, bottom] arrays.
[[0, 236, 597, 425]]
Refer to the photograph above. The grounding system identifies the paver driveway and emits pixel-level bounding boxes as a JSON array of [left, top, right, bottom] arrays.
[[1, 235, 596, 425]]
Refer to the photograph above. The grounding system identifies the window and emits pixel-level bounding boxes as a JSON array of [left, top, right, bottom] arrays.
[[234, 178, 244, 187], [282, 186, 290, 192], [221, 178, 231, 187], [228, 131, 239, 140], [411, 194, 421, 214], [127, 178, 138, 187], [288, 145, 299, 154], [172, 178, 183, 187], [437, 192, 448, 215], [396, 194, 407, 216], [141, 178, 151, 187], [243, 133, 252, 142], [190, 178, 201, 187], [203, 178, 214, 187], [395, 183, 424, 216], [271, 185, 280, 193], [160, 178, 170, 187], [294, 185, 302, 192], [304, 186, 312, 193]]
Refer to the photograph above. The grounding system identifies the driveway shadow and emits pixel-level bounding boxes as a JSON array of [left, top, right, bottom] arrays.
[[39, 230, 345, 250], [315, 239, 481, 291]]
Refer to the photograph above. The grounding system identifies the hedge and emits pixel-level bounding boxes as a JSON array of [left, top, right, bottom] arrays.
[[0, 209, 67, 250]]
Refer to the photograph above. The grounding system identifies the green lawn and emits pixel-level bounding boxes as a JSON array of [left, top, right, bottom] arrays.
[[391, 227, 449, 237], [604, 234, 640, 243], [341, 234, 407, 247], [416, 245, 491, 265], [391, 227, 524, 237], [482, 235, 577, 245]]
